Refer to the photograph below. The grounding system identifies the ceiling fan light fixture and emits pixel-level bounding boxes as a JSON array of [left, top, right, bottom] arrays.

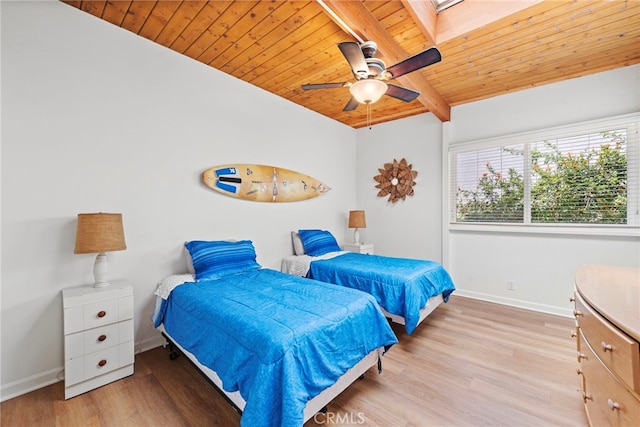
[[349, 79, 387, 104]]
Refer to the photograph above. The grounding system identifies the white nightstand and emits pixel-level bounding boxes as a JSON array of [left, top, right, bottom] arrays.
[[62, 280, 134, 399], [343, 243, 374, 254]]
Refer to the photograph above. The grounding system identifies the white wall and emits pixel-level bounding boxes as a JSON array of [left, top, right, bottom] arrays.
[[353, 65, 640, 318], [1, 1, 356, 400], [445, 65, 640, 316], [354, 114, 444, 261]]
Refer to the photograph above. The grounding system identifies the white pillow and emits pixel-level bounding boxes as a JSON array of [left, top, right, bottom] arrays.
[[291, 231, 305, 255], [185, 244, 195, 274], [155, 274, 195, 299]]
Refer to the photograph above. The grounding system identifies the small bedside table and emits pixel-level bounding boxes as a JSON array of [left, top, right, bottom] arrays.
[[343, 243, 374, 254], [62, 280, 134, 399]]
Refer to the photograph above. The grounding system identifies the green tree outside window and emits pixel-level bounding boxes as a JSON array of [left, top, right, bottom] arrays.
[[456, 130, 627, 224]]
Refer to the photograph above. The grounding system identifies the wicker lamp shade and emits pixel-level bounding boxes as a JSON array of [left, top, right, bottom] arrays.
[[348, 210, 366, 244], [348, 210, 366, 229], [75, 213, 126, 254], [74, 213, 126, 288]]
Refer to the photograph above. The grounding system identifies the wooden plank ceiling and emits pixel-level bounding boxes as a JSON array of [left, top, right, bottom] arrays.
[[61, 0, 640, 129]]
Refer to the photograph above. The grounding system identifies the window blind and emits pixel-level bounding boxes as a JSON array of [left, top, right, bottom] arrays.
[[529, 129, 629, 224], [449, 114, 639, 229]]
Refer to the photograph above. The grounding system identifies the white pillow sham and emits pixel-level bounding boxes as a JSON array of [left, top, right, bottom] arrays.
[[155, 273, 195, 300], [291, 231, 305, 255]]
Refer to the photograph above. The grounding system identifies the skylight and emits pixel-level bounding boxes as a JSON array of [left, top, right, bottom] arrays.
[[433, 0, 464, 13]]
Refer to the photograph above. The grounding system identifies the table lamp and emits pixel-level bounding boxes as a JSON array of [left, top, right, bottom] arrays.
[[74, 213, 126, 287], [348, 210, 366, 244]]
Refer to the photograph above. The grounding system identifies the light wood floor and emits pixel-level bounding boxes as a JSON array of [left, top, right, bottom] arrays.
[[1, 296, 588, 426]]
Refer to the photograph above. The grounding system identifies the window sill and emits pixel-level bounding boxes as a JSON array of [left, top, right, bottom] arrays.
[[449, 222, 640, 237]]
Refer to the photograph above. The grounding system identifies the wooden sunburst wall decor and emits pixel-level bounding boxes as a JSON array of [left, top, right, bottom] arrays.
[[374, 158, 418, 203]]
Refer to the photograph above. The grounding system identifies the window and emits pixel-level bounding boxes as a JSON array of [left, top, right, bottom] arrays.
[[433, 0, 464, 13], [449, 114, 639, 233]]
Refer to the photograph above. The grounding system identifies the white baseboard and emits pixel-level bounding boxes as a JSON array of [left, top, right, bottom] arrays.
[[136, 334, 167, 354], [1, 367, 62, 402], [453, 289, 573, 318], [2, 335, 168, 403]]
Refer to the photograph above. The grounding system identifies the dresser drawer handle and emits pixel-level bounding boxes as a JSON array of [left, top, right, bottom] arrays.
[[576, 368, 583, 376], [98, 334, 107, 342], [577, 351, 587, 362], [607, 399, 620, 411], [601, 341, 613, 352], [573, 310, 583, 317], [582, 392, 592, 403], [98, 359, 107, 367], [570, 330, 577, 338], [569, 296, 575, 303], [97, 311, 106, 318]]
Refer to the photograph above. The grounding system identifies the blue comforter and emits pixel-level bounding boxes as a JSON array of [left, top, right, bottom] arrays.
[[307, 252, 456, 334], [155, 268, 397, 427]]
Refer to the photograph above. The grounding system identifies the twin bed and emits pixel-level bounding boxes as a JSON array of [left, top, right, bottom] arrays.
[[282, 230, 456, 334], [153, 239, 397, 427], [153, 234, 455, 426]]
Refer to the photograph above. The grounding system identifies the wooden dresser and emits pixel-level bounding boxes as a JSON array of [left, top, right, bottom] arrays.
[[572, 265, 640, 426]]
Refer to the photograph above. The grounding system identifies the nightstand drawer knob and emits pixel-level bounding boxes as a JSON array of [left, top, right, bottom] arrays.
[[98, 334, 107, 342], [573, 310, 583, 317], [97, 310, 106, 318], [98, 359, 107, 367]]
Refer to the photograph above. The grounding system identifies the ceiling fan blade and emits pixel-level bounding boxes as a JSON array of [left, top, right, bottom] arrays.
[[343, 97, 360, 112], [301, 82, 349, 90], [385, 84, 420, 102], [385, 47, 441, 79], [338, 42, 369, 78]]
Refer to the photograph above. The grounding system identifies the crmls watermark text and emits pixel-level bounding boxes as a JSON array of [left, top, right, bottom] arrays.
[[313, 411, 366, 424]]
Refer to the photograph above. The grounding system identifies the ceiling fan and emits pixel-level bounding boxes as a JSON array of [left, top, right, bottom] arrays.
[[301, 41, 441, 111]]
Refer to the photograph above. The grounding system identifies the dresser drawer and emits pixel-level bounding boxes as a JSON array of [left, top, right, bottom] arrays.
[[580, 331, 640, 427], [83, 298, 120, 329], [65, 341, 134, 386], [65, 298, 118, 333], [573, 317, 581, 354], [575, 292, 640, 393], [65, 319, 134, 359], [63, 284, 134, 333]]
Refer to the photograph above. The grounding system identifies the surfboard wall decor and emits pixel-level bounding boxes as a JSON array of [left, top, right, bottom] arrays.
[[202, 164, 331, 202]]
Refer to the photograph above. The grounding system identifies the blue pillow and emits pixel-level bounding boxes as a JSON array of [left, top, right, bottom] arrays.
[[297, 229, 341, 256], [185, 240, 261, 280]]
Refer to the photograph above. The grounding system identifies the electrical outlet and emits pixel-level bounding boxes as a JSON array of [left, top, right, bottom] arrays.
[[507, 280, 515, 291]]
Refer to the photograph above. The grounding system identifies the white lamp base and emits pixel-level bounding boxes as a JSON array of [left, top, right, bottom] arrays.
[[353, 228, 361, 244], [93, 252, 110, 288]]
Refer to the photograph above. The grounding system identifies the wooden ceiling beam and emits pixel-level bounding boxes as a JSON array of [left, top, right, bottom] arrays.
[[321, 0, 451, 122], [401, 0, 437, 47]]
